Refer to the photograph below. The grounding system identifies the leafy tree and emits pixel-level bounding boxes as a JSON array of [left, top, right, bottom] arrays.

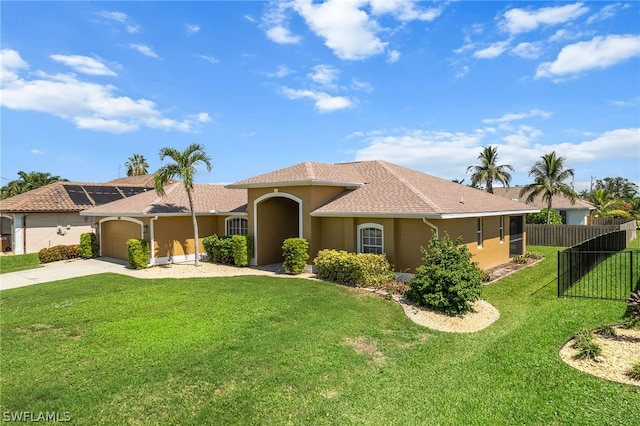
[[154, 143, 212, 267], [594, 177, 638, 201], [527, 208, 563, 225], [1, 171, 68, 199], [466, 146, 514, 193], [125, 154, 149, 176], [407, 234, 483, 316], [587, 189, 630, 218], [519, 151, 577, 224]]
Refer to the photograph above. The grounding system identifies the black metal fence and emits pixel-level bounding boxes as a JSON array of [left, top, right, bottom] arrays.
[[558, 231, 639, 300]]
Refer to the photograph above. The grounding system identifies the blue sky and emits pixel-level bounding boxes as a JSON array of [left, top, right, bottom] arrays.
[[1, 1, 639, 192]]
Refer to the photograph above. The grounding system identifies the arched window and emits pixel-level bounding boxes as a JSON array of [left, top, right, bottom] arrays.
[[226, 217, 248, 236], [357, 223, 384, 254]]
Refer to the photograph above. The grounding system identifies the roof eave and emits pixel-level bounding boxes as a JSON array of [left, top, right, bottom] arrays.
[[311, 209, 540, 219]]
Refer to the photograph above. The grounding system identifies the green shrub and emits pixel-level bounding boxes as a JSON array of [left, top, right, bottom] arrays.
[[406, 234, 483, 316], [231, 235, 253, 267], [572, 329, 602, 360], [524, 251, 544, 260], [126, 239, 149, 270], [203, 235, 234, 264], [627, 363, 640, 381], [204, 234, 253, 266], [37, 245, 79, 263], [282, 238, 309, 274], [78, 232, 99, 259], [526, 208, 563, 224], [313, 249, 395, 288], [512, 255, 527, 264]]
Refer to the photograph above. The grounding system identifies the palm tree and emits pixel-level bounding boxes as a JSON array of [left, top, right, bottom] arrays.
[[519, 151, 577, 224], [153, 143, 212, 267], [466, 146, 514, 193], [587, 189, 630, 218], [1, 171, 67, 199], [125, 154, 149, 176]]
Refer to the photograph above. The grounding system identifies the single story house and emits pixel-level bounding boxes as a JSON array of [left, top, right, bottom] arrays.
[[80, 182, 247, 263], [0, 175, 154, 254], [492, 187, 595, 225], [83, 160, 538, 271]]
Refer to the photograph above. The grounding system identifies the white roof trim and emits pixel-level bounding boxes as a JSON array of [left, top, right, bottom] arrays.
[[310, 209, 539, 219]]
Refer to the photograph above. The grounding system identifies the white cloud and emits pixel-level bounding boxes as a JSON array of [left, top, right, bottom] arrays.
[[196, 54, 220, 64], [369, 0, 442, 22], [244, 15, 257, 23], [98, 10, 139, 33], [50, 54, 117, 76], [501, 3, 589, 35], [308, 64, 340, 88], [386, 50, 400, 63], [186, 23, 200, 36], [351, 78, 373, 93], [31, 149, 43, 155], [266, 25, 302, 44], [129, 44, 160, 59], [511, 42, 542, 59], [534, 128, 640, 163], [586, 3, 628, 25], [474, 41, 510, 59], [483, 109, 552, 124], [0, 50, 208, 134], [536, 34, 640, 79], [280, 87, 356, 112], [266, 65, 293, 78]]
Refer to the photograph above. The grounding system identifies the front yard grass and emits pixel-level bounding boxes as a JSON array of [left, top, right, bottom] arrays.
[[1, 246, 638, 424], [0, 253, 41, 274]]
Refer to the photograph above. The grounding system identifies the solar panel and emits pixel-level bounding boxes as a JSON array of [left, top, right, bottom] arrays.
[[83, 185, 124, 205], [63, 185, 92, 205], [119, 186, 151, 197]]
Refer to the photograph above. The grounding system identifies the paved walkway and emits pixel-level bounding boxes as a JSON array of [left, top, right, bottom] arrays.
[[0, 258, 312, 291], [0, 258, 133, 291]]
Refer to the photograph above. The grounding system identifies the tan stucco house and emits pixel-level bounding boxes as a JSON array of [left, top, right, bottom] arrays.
[[0, 175, 154, 254], [82, 160, 538, 272]]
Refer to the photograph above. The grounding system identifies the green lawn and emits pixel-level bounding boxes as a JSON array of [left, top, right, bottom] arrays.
[[1, 246, 638, 425], [0, 253, 41, 274]]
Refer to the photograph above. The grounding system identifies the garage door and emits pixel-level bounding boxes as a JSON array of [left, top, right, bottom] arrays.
[[101, 220, 141, 260]]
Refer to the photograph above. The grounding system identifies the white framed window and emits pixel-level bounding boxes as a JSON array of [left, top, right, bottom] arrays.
[[477, 218, 483, 248], [226, 217, 248, 236], [499, 216, 504, 243], [357, 223, 384, 254]]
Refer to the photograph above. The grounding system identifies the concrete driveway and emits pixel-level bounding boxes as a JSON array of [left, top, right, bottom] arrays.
[[0, 258, 132, 291]]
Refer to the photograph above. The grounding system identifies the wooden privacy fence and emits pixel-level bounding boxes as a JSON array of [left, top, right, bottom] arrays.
[[526, 219, 637, 247]]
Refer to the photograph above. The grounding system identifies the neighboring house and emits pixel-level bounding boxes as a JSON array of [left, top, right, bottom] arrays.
[[0, 176, 155, 254], [80, 182, 247, 263], [81, 160, 539, 271], [492, 187, 595, 225]]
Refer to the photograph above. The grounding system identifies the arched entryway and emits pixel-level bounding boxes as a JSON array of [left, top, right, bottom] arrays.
[[100, 217, 144, 260], [254, 192, 302, 265]]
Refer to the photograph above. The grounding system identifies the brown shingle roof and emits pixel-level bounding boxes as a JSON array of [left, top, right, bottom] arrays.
[[492, 187, 594, 210], [0, 180, 154, 213], [80, 183, 247, 216], [230, 160, 538, 218], [105, 174, 158, 187]]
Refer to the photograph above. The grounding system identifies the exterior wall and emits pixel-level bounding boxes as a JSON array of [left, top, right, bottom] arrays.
[[15, 212, 96, 254], [565, 209, 589, 225], [153, 215, 219, 263]]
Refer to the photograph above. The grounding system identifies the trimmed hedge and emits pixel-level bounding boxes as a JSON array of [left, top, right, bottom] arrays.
[[282, 238, 309, 274], [127, 239, 149, 270], [203, 234, 253, 266], [78, 232, 99, 259], [37, 245, 79, 264], [313, 249, 395, 288]]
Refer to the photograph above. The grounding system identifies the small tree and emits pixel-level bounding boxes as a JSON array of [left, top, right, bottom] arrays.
[[78, 232, 99, 258], [407, 234, 483, 316], [527, 208, 562, 224]]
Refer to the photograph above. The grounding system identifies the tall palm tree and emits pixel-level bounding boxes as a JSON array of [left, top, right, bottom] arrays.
[[125, 154, 149, 176], [0, 171, 67, 199], [153, 143, 212, 266], [519, 151, 577, 224], [466, 146, 514, 193]]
